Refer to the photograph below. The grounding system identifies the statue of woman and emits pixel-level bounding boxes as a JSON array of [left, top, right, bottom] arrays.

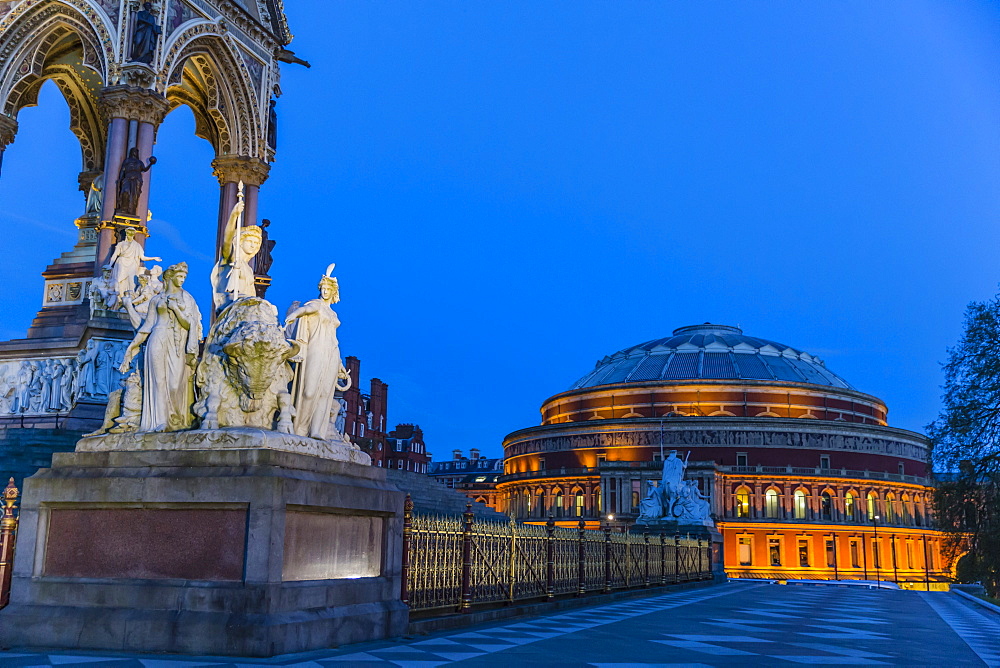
[[110, 228, 161, 306], [85, 173, 103, 214], [211, 197, 262, 312], [638, 481, 664, 521], [285, 264, 351, 440], [119, 262, 202, 432]]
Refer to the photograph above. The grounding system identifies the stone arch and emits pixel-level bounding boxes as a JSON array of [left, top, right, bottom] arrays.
[[0, 0, 110, 172], [163, 30, 262, 159]]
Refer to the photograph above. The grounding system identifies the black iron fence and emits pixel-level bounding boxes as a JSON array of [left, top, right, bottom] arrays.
[[402, 497, 713, 614]]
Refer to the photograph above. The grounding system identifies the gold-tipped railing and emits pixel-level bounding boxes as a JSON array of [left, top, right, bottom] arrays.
[[402, 496, 713, 614]]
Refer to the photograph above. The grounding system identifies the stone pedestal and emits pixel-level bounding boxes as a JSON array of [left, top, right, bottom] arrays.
[[0, 447, 407, 657]]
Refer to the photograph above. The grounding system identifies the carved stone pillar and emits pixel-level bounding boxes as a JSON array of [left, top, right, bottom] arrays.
[[211, 155, 270, 259], [0, 114, 17, 177], [94, 86, 169, 274]]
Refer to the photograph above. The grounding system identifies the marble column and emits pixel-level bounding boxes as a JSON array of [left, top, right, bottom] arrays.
[[0, 115, 17, 178], [94, 86, 169, 275], [211, 155, 270, 260]]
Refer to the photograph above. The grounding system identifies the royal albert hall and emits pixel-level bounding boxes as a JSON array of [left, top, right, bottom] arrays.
[[494, 324, 952, 586]]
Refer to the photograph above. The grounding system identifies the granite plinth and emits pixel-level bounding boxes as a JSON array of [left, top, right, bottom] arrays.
[[0, 446, 407, 657], [76, 427, 371, 465]]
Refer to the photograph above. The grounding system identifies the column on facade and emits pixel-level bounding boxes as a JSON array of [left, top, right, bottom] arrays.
[[0, 114, 18, 177], [753, 483, 762, 519], [94, 86, 169, 272], [211, 155, 270, 260]]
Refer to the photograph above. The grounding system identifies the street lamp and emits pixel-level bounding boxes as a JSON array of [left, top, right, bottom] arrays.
[[872, 514, 880, 588]]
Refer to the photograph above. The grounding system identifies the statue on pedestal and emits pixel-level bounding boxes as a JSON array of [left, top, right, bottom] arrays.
[[119, 262, 202, 432], [115, 148, 156, 217], [85, 173, 103, 214], [637, 450, 713, 527], [211, 187, 262, 312], [110, 228, 161, 309], [285, 264, 352, 441]]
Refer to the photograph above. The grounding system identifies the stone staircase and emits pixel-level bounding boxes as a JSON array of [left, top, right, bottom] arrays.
[[384, 468, 507, 520]]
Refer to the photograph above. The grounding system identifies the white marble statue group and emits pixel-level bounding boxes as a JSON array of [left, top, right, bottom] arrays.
[[90, 187, 354, 446], [89, 227, 163, 321], [636, 450, 714, 527]]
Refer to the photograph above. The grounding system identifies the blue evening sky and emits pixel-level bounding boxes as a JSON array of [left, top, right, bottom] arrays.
[[1, 1, 999, 459]]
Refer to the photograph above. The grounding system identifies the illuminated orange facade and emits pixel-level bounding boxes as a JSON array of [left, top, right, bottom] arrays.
[[492, 324, 952, 586]]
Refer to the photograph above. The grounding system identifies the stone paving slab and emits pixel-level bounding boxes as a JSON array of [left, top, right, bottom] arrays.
[[3, 581, 1000, 666]]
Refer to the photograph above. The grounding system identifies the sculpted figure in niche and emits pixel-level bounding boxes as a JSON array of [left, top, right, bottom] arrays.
[[119, 262, 202, 431], [110, 228, 161, 308], [129, 2, 161, 64], [211, 196, 262, 312], [285, 264, 352, 440], [115, 148, 156, 216]]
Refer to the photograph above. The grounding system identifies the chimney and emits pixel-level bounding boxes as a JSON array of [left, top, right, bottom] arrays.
[[470, 448, 480, 460], [452, 449, 462, 461]]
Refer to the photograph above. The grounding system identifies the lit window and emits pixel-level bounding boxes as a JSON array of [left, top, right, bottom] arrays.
[[765, 489, 780, 519], [554, 490, 564, 518], [798, 539, 809, 567], [768, 537, 781, 566], [885, 494, 896, 524], [867, 493, 877, 521], [793, 490, 808, 520], [736, 488, 751, 518], [575, 491, 584, 517], [738, 536, 752, 566], [475, 476, 487, 482], [845, 492, 856, 521]]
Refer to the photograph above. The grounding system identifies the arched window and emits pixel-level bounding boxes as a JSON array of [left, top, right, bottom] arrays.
[[553, 489, 564, 518], [535, 490, 545, 518], [765, 489, 780, 519], [885, 493, 896, 524], [901, 494, 912, 524], [845, 492, 857, 521], [735, 487, 751, 518], [574, 490, 584, 517], [914, 496, 923, 526], [821, 492, 833, 520], [867, 492, 878, 521], [793, 490, 808, 520]]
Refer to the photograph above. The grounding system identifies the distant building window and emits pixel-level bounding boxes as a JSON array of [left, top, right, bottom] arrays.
[[798, 539, 809, 567], [553, 490, 563, 518], [850, 539, 861, 568], [575, 491, 584, 517], [538, 457, 545, 470], [736, 488, 751, 518], [738, 536, 752, 566], [769, 538, 781, 567], [736, 453, 748, 467], [475, 476, 487, 482], [825, 538, 836, 567], [765, 489, 780, 519], [845, 492, 856, 521], [596, 455, 607, 466], [820, 492, 832, 520], [793, 490, 808, 520], [631, 480, 641, 510], [867, 493, 877, 521], [898, 462, 905, 475], [872, 539, 881, 569], [820, 455, 831, 469]]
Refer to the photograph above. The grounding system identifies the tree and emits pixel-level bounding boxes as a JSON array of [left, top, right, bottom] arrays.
[[929, 292, 1000, 595]]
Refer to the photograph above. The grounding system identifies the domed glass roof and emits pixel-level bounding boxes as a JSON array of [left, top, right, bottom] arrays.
[[570, 324, 854, 391]]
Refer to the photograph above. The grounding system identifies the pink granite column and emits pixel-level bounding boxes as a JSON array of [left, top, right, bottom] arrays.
[[95, 115, 129, 273], [211, 156, 270, 260], [134, 120, 157, 245]]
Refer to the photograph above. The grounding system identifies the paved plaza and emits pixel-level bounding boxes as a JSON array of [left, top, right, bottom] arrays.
[[3, 581, 1000, 666]]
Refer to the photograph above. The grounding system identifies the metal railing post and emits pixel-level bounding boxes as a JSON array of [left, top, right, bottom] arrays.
[[577, 519, 586, 596], [697, 536, 705, 579], [643, 527, 650, 587], [400, 494, 413, 607], [659, 531, 667, 586], [0, 478, 19, 609], [603, 523, 612, 593], [546, 515, 555, 600], [674, 533, 682, 583], [459, 503, 474, 612]]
